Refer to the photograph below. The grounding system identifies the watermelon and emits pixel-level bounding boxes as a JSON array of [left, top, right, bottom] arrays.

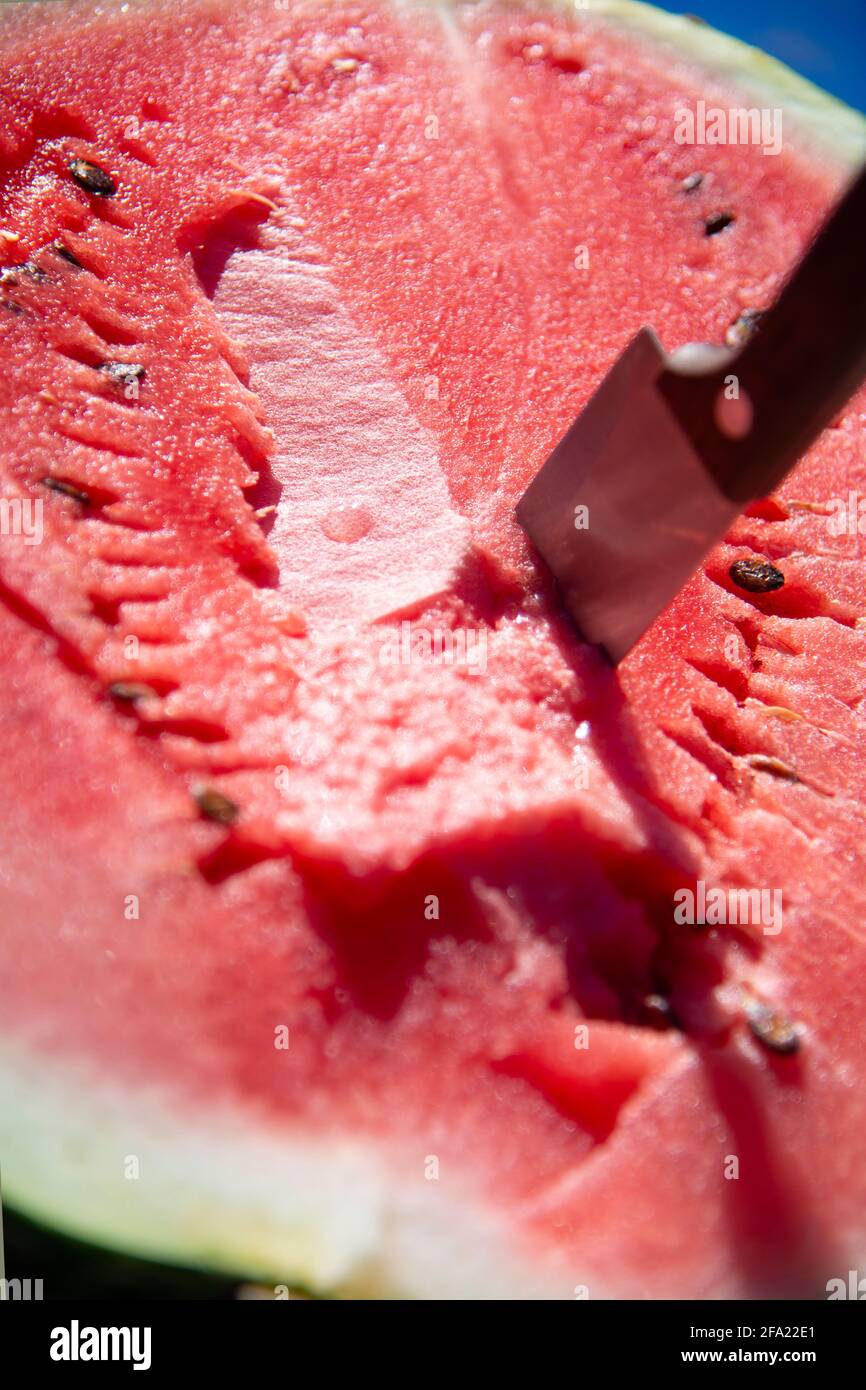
[[1, 0, 865, 1300]]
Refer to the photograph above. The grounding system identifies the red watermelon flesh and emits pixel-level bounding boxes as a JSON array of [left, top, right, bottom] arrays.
[[0, 0, 866, 1299]]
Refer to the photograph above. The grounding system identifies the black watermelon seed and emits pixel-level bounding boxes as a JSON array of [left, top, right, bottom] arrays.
[[729, 558, 784, 593], [0, 261, 47, 285], [52, 241, 84, 268], [107, 681, 158, 702], [747, 1004, 800, 1055], [68, 158, 117, 197], [705, 210, 736, 236], [42, 476, 91, 505], [725, 308, 765, 349], [642, 993, 677, 1030], [192, 786, 239, 825], [98, 361, 145, 388], [681, 171, 704, 192]]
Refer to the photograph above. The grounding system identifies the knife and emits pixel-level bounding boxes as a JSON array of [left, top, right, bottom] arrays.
[[517, 163, 866, 663]]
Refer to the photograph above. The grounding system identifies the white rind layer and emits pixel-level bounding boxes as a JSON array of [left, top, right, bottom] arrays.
[[0, 1046, 573, 1299]]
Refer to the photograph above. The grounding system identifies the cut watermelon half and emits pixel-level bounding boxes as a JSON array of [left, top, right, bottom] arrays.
[[1, 0, 865, 1299]]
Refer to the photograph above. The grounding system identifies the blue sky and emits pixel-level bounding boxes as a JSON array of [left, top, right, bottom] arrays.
[[657, 1, 866, 114]]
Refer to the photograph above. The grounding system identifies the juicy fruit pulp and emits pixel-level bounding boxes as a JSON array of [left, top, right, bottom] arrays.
[[1, 0, 866, 1298]]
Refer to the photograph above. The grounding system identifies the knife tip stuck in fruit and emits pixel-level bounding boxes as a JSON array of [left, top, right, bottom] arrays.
[[518, 163, 866, 662]]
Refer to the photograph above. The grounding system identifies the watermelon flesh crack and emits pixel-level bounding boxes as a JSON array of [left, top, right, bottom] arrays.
[[0, 0, 866, 1298]]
